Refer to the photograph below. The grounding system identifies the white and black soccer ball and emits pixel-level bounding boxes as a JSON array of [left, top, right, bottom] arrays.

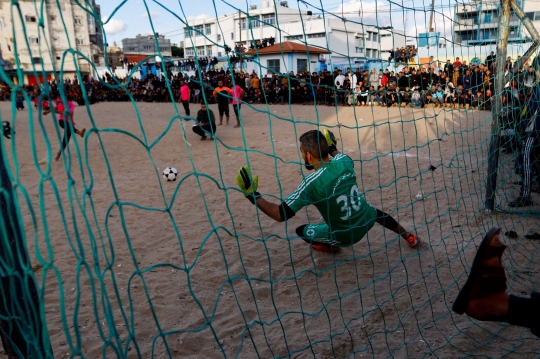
[[162, 167, 178, 181]]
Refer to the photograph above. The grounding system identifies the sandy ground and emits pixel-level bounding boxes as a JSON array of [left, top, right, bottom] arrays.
[[2, 100, 540, 358]]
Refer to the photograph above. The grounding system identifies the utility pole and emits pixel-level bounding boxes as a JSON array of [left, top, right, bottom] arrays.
[[428, 0, 435, 32], [238, 10, 243, 71]]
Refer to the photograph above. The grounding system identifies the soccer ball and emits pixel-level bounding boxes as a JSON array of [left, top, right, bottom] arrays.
[[162, 167, 178, 181]]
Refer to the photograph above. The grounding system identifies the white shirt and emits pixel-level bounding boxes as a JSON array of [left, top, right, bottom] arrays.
[[335, 74, 345, 88]]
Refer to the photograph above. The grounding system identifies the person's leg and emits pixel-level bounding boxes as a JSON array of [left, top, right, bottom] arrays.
[[192, 124, 207, 140], [295, 224, 340, 252], [453, 227, 540, 337], [225, 105, 230, 125], [374, 208, 418, 247], [182, 100, 190, 116], [56, 120, 72, 161], [510, 135, 535, 207], [218, 105, 224, 126], [233, 104, 241, 128]]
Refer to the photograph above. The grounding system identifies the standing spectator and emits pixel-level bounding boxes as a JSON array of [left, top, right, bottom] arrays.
[[334, 70, 345, 89], [452, 67, 461, 87], [213, 80, 233, 126], [462, 69, 472, 92], [510, 83, 540, 207], [485, 51, 496, 70], [454, 57, 462, 68], [252, 74, 260, 90], [369, 69, 379, 88], [180, 80, 191, 117], [444, 60, 454, 77], [231, 81, 244, 128]]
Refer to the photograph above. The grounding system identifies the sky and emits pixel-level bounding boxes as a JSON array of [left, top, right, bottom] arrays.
[[100, 0, 457, 47]]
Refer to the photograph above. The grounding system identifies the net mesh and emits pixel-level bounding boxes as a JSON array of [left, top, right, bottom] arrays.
[[0, 0, 539, 357]]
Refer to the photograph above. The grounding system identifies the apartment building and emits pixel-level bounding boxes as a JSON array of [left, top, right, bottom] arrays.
[[184, 0, 405, 65], [122, 34, 172, 57], [454, 0, 540, 44], [0, 0, 104, 84]]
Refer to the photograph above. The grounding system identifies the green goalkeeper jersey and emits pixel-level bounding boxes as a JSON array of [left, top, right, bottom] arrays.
[[285, 153, 378, 247]]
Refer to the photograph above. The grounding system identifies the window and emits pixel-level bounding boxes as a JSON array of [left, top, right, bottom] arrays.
[[231, 32, 234, 40], [217, 34, 221, 41], [76, 38, 83, 45], [194, 25, 203, 36], [365, 49, 371, 58], [307, 33, 325, 39], [87, 14, 95, 25], [74, 17, 82, 25], [206, 45, 212, 56], [50, 15, 56, 22], [29, 37, 39, 44], [218, 51, 222, 57], [25, 15, 37, 23], [267, 59, 280, 73], [239, 18, 247, 30], [196, 46, 205, 56], [297, 58, 307, 72], [366, 32, 371, 41], [285, 35, 302, 40], [143, 45, 152, 50], [56, 56, 61, 60], [355, 37, 364, 48], [355, 47, 363, 54], [185, 48, 194, 56], [250, 15, 261, 28], [205, 23, 212, 35], [380, 33, 391, 37], [185, 27, 192, 37], [32, 57, 41, 64], [262, 13, 275, 26]]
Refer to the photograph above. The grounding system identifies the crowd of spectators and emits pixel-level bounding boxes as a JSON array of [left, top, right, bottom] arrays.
[[7, 52, 538, 115]]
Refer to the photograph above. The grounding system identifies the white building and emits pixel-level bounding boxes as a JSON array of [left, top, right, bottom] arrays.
[[453, 0, 540, 45], [184, 0, 406, 66], [244, 41, 329, 74], [0, 0, 103, 84]]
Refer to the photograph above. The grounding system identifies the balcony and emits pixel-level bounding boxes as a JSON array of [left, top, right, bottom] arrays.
[[456, 18, 477, 27]]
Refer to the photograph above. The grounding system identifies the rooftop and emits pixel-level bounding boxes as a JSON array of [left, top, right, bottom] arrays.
[[243, 41, 330, 55]]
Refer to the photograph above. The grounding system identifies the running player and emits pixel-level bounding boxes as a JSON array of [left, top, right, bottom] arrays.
[[213, 81, 232, 126], [44, 95, 86, 161], [236, 129, 418, 251]]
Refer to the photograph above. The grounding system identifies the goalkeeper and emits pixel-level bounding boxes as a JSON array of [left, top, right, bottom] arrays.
[[236, 129, 419, 252]]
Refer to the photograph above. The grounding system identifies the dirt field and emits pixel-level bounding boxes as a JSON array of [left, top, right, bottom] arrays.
[[2, 100, 539, 358]]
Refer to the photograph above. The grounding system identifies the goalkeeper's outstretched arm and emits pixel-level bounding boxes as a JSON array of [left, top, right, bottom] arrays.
[[236, 166, 296, 223]]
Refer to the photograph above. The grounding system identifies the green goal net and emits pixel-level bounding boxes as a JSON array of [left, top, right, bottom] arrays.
[[0, 0, 539, 358]]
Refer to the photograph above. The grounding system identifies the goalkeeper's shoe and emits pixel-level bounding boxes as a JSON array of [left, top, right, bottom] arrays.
[[406, 234, 418, 248]]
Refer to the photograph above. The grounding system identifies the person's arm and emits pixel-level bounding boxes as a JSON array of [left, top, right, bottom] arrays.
[[253, 197, 283, 222]]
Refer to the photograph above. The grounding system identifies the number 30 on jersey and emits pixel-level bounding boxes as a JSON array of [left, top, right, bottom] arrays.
[[336, 185, 361, 220]]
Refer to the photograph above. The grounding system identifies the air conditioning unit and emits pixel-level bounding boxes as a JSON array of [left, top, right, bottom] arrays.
[[280, 1, 288, 7]]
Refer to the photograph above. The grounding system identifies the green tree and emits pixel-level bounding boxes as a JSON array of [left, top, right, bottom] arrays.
[[171, 46, 184, 57]]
